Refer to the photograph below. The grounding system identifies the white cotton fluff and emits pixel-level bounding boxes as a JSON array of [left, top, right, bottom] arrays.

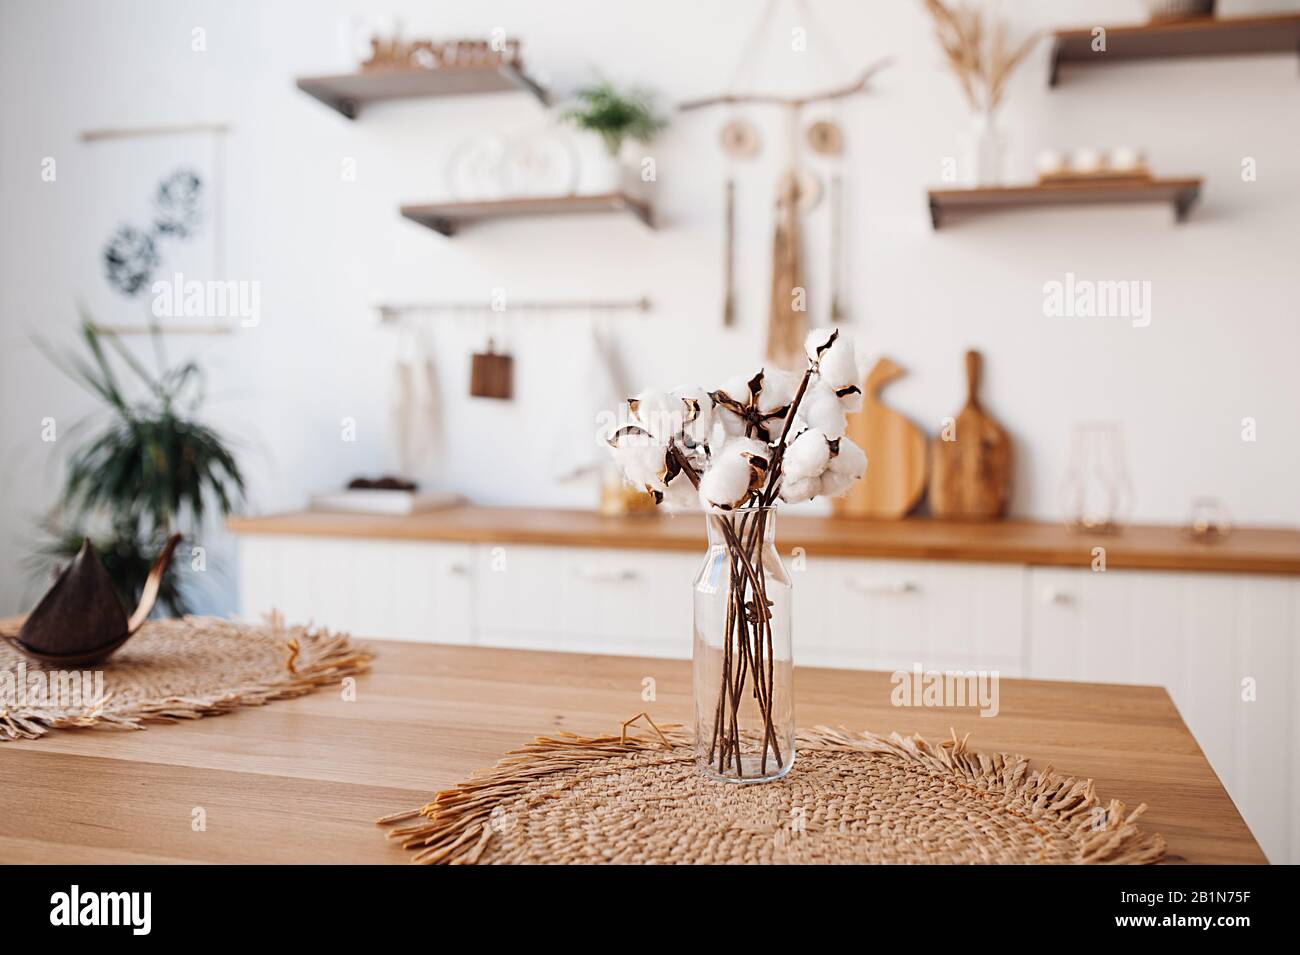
[[822, 435, 868, 496], [609, 429, 669, 490], [671, 384, 715, 445], [699, 437, 768, 509], [710, 372, 753, 436], [783, 428, 832, 481], [797, 378, 848, 439], [629, 388, 683, 441], [805, 327, 861, 405], [660, 471, 699, 510], [777, 433, 867, 501], [757, 368, 799, 416], [779, 475, 821, 504]]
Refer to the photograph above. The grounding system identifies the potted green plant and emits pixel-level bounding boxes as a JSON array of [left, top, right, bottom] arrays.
[[560, 80, 667, 194], [35, 318, 245, 615]]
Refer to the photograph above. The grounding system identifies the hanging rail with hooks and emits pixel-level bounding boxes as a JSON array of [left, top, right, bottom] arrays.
[[376, 297, 652, 322]]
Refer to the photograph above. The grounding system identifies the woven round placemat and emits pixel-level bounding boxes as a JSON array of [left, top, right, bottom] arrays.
[[0, 614, 371, 741], [379, 722, 1165, 864]]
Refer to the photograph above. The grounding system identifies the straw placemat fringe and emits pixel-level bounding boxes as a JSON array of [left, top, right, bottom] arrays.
[[1, 613, 372, 741], [378, 720, 1165, 865]]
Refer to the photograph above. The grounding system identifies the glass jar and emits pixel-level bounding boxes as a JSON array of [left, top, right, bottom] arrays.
[[692, 505, 794, 783]]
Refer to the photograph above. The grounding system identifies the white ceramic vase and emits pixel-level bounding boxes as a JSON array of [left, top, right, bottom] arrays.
[[963, 112, 1006, 187]]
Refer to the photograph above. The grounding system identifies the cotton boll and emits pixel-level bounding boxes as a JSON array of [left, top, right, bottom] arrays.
[[824, 435, 867, 493], [710, 372, 755, 436], [699, 437, 768, 509], [820, 337, 858, 391], [756, 368, 799, 416], [805, 327, 860, 394], [797, 379, 848, 439], [804, 327, 838, 364], [783, 428, 831, 481], [660, 471, 700, 510], [671, 384, 714, 445], [831, 435, 867, 476], [608, 429, 670, 490], [779, 475, 820, 504], [628, 388, 682, 441], [699, 457, 752, 510]]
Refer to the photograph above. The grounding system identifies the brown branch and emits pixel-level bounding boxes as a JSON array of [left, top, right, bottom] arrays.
[[678, 59, 891, 111]]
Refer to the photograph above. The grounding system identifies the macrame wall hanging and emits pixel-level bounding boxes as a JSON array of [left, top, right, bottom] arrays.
[[681, 0, 888, 368]]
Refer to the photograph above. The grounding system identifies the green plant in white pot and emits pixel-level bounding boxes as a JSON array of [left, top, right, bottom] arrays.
[[560, 81, 667, 194]]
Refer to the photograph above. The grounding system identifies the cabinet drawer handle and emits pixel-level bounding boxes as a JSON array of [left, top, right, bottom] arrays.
[[844, 577, 918, 595], [1041, 588, 1074, 606], [574, 566, 640, 583], [447, 563, 471, 576]]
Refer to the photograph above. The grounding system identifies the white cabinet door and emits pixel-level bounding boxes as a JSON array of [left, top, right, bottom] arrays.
[[237, 535, 475, 644], [791, 556, 1025, 674], [1027, 566, 1297, 864], [474, 544, 697, 659]]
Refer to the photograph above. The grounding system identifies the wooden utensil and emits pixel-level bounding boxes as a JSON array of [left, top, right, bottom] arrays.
[[929, 349, 1011, 519], [833, 356, 927, 519], [469, 338, 513, 400], [723, 178, 735, 326]]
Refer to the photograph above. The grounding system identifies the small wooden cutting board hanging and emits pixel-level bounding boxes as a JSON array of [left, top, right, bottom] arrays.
[[470, 337, 513, 400], [833, 357, 927, 519], [929, 350, 1011, 519]]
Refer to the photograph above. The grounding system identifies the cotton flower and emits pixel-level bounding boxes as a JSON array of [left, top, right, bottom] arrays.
[[778, 432, 867, 503], [783, 427, 832, 481], [805, 327, 864, 412], [608, 384, 717, 497], [607, 424, 672, 492], [710, 368, 797, 441], [699, 437, 770, 510], [659, 471, 699, 510], [794, 378, 848, 439], [669, 384, 715, 446], [821, 436, 868, 496]]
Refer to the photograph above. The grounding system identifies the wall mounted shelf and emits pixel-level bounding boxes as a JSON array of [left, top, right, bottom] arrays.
[[296, 64, 549, 119], [400, 193, 655, 236], [1049, 14, 1300, 86], [927, 178, 1202, 229]]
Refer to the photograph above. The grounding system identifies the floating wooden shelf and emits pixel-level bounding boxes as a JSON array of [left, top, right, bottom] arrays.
[[1050, 14, 1300, 86], [927, 178, 1202, 228], [296, 64, 548, 118], [400, 193, 654, 236]]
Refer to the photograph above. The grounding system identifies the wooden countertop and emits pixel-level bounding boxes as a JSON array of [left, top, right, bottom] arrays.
[[0, 641, 1263, 863], [227, 506, 1300, 575]]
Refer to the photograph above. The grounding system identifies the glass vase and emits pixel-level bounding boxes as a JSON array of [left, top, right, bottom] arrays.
[[693, 505, 794, 783]]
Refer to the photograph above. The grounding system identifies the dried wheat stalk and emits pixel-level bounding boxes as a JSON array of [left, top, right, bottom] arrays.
[[921, 0, 1038, 114]]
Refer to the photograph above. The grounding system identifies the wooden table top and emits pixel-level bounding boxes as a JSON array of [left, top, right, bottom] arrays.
[[0, 641, 1263, 864], [227, 506, 1300, 576]]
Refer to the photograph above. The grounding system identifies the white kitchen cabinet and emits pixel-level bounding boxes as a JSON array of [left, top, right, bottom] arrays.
[[234, 528, 1296, 862], [1027, 566, 1297, 864], [237, 534, 475, 643], [474, 544, 698, 658], [791, 555, 1025, 675]]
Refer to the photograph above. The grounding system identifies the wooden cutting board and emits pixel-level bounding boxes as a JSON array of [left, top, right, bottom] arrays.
[[929, 350, 1011, 519], [833, 356, 927, 519]]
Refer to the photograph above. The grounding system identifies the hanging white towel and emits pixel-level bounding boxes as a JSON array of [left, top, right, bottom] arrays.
[[389, 323, 444, 480]]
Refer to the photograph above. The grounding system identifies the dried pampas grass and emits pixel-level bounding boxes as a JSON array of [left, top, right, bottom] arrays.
[[921, 0, 1039, 114]]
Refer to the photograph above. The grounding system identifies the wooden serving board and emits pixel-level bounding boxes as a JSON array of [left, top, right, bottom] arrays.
[[833, 357, 927, 519], [929, 350, 1011, 519]]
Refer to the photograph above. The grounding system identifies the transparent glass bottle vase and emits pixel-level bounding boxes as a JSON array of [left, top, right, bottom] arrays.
[[692, 505, 794, 783]]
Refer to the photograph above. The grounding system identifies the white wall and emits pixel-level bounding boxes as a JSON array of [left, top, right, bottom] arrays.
[[2, 0, 1298, 614]]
